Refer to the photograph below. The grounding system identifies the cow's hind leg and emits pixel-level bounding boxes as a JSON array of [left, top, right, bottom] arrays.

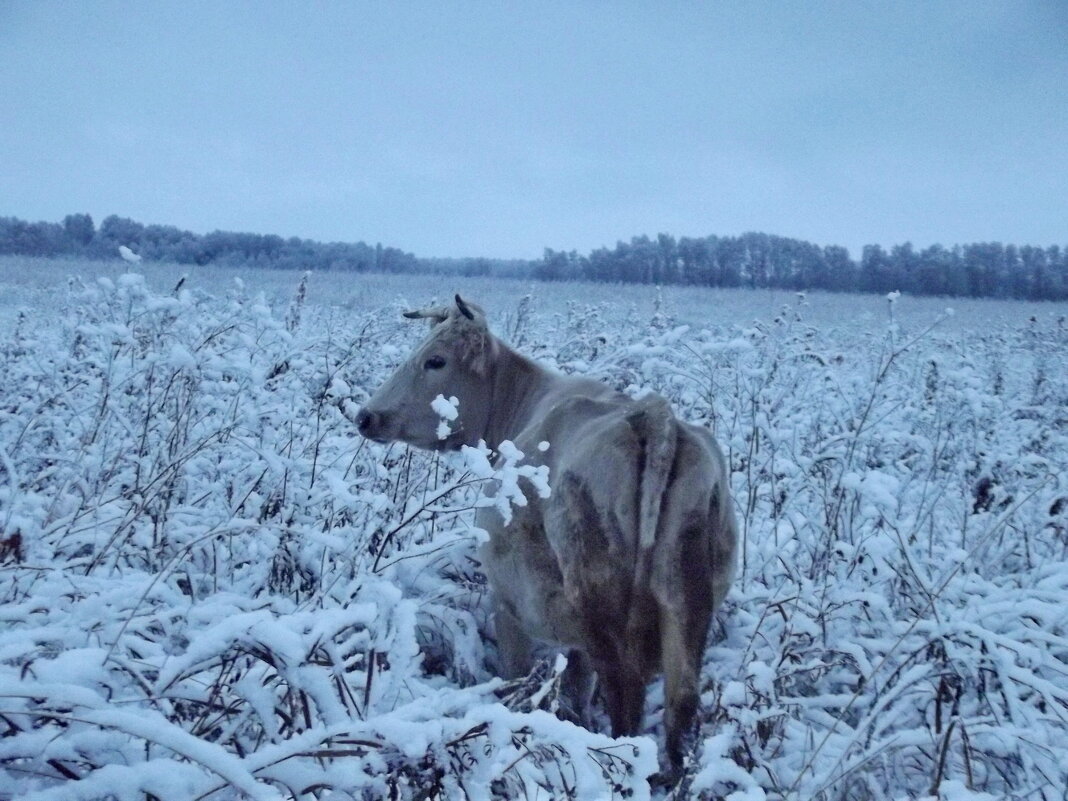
[[596, 654, 645, 737], [576, 605, 645, 736], [661, 610, 708, 769], [550, 471, 646, 736], [559, 648, 596, 728], [658, 523, 716, 772]]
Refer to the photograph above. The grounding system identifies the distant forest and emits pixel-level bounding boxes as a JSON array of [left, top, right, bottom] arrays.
[[2, 213, 1066, 300]]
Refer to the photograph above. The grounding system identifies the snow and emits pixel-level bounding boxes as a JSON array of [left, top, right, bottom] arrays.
[[118, 245, 143, 264], [0, 258, 1066, 799], [167, 343, 197, 370], [430, 394, 459, 420], [432, 393, 459, 439]]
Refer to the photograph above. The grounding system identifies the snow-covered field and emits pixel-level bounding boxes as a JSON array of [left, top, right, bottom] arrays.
[[1, 256, 1066, 800]]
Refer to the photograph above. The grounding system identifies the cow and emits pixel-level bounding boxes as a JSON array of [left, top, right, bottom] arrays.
[[355, 295, 737, 773]]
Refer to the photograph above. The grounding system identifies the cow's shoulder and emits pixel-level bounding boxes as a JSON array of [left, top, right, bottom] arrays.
[[517, 389, 628, 452]]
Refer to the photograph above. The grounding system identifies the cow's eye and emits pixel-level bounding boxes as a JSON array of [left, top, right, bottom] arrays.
[[424, 355, 447, 370]]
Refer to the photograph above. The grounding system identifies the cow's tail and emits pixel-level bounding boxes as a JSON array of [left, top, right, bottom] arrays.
[[622, 394, 677, 679], [636, 394, 677, 553], [628, 394, 677, 605]]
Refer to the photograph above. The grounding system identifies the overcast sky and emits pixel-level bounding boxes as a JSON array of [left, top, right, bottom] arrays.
[[2, 2, 1066, 259]]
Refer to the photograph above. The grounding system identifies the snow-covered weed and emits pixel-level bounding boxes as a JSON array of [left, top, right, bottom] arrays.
[[0, 275, 655, 799], [616, 296, 1067, 800], [1, 274, 1065, 799]]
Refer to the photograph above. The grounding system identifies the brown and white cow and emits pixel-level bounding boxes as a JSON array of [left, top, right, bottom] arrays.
[[355, 295, 736, 771]]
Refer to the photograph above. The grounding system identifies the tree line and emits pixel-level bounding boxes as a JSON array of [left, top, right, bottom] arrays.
[[2, 213, 1065, 300], [0, 213, 420, 274], [537, 233, 1068, 300]]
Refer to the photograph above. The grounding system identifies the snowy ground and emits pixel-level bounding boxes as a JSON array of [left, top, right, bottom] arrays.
[[1, 256, 1066, 800]]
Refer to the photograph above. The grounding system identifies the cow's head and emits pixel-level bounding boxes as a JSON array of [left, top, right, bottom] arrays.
[[356, 295, 499, 450]]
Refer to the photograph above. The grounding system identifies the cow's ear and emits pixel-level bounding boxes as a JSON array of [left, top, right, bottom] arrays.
[[453, 295, 489, 329], [455, 295, 475, 320]]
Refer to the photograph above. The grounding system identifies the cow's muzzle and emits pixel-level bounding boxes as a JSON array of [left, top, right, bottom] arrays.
[[355, 408, 390, 442]]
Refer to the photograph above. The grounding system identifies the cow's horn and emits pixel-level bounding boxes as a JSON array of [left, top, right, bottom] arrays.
[[402, 306, 449, 323]]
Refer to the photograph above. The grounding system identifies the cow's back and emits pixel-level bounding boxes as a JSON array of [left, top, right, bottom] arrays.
[[482, 389, 734, 648]]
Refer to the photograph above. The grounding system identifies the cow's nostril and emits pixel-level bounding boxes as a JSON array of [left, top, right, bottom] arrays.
[[355, 409, 373, 434]]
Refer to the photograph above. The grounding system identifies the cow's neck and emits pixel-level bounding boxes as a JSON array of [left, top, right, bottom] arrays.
[[483, 338, 555, 448]]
